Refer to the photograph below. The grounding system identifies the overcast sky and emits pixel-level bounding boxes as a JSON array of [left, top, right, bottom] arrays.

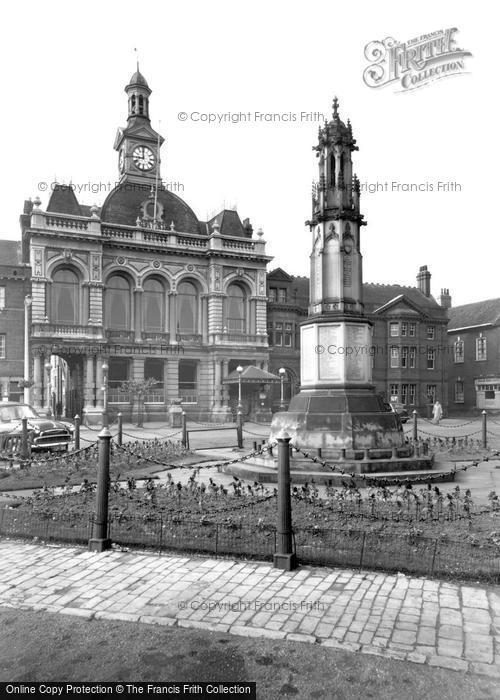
[[2, 1, 495, 306]]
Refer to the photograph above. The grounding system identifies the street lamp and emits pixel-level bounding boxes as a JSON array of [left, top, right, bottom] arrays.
[[279, 367, 286, 410], [101, 361, 109, 427], [44, 360, 52, 417], [236, 365, 243, 411], [24, 296, 32, 404]]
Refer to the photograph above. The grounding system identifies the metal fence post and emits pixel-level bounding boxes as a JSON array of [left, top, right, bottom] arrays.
[[273, 430, 298, 571], [482, 410, 487, 449], [19, 417, 31, 464], [74, 414, 80, 451], [359, 531, 367, 570], [236, 410, 243, 449], [181, 411, 188, 448], [412, 410, 418, 442], [117, 412, 123, 447], [88, 427, 112, 552]]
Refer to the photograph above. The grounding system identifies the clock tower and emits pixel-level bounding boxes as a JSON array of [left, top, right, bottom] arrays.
[[114, 67, 164, 186]]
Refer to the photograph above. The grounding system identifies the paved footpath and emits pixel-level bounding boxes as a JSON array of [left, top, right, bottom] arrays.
[[1, 541, 500, 679]]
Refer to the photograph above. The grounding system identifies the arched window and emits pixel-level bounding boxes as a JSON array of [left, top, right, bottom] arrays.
[[131, 95, 136, 114], [226, 284, 246, 333], [138, 95, 144, 115], [143, 278, 164, 331], [330, 153, 335, 186], [177, 281, 198, 333], [105, 275, 131, 329], [52, 268, 79, 324]]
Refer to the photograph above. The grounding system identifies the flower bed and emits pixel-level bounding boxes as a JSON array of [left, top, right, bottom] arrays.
[[0, 439, 192, 491], [2, 475, 500, 582]]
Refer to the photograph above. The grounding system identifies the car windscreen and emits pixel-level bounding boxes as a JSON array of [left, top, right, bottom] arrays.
[[0, 405, 39, 421]]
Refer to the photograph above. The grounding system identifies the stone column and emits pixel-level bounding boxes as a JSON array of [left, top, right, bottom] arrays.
[[169, 292, 177, 341], [85, 356, 95, 407], [95, 358, 104, 408], [214, 359, 221, 408], [222, 359, 229, 407], [201, 296, 208, 344], [33, 355, 42, 409], [166, 358, 179, 400], [134, 288, 143, 343], [44, 360, 52, 414]]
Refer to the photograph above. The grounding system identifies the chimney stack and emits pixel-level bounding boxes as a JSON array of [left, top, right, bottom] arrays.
[[417, 265, 431, 297], [440, 288, 452, 309]]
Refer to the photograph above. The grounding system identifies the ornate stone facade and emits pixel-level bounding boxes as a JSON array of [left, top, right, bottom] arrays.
[[19, 70, 271, 423]]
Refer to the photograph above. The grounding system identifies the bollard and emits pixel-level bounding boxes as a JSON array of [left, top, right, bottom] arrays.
[[74, 414, 80, 451], [340, 448, 346, 460], [273, 431, 298, 571], [181, 411, 188, 449], [117, 412, 123, 447], [317, 448, 322, 459], [253, 440, 258, 451], [482, 410, 487, 449], [363, 448, 370, 461], [391, 446, 398, 460], [236, 410, 243, 449], [19, 417, 31, 463], [88, 427, 112, 552]]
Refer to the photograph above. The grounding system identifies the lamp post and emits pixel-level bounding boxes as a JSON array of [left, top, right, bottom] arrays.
[[101, 361, 109, 427], [23, 296, 32, 404], [236, 365, 243, 412], [44, 360, 52, 417], [279, 367, 286, 410]]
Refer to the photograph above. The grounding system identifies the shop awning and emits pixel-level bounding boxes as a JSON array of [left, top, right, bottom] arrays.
[[223, 365, 281, 384]]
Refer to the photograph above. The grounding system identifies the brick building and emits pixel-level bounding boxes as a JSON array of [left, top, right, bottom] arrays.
[[20, 69, 272, 423], [266, 268, 308, 409], [447, 298, 500, 413], [266, 265, 450, 414], [0, 240, 31, 402]]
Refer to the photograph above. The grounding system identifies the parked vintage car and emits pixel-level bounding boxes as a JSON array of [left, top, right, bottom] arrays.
[[0, 403, 73, 453]]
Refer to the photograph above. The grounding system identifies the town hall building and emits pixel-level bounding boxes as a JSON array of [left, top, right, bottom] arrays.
[[19, 69, 273, 423]]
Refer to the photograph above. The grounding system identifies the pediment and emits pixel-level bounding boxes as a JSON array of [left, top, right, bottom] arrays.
[[268, 267, 293, 282], [373, 294, 431, 318], [124, 123, 164, 144]]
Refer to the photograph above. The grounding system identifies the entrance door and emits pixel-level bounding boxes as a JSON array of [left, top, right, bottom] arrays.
[[62, 356, 84, 419]]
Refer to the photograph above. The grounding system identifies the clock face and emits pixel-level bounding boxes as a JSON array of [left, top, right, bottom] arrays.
[[132, 145, 155, 171], [118, 149, 125, 173]]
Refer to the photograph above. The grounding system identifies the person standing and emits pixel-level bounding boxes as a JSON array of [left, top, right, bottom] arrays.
[[432, 400, 443, 425]]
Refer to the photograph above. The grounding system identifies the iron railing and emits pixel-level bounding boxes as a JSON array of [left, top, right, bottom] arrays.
[[1, 509, 499, 582]]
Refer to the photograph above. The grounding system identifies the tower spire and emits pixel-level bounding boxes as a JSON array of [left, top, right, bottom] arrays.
[[332, 96, 339, 119]]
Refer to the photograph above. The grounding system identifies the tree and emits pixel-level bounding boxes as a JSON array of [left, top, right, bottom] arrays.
[[119, 378, 159, 428]]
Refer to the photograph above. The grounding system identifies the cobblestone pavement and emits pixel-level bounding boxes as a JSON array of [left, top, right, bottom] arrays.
[[1, 541, 500, 679]]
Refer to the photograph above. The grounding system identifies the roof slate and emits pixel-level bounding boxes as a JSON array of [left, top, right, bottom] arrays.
[[448, 298, 500, 329], [0, 240, 22, 265], [46, 185, 82, 216]]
